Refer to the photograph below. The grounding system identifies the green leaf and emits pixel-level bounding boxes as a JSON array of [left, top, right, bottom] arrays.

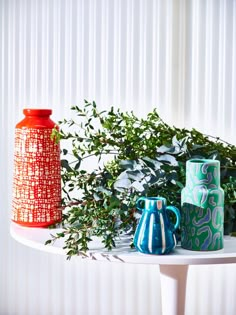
[[142, 157, 162, 169], [93, 193, 102, 201], [114, 178, 132, 190], [61, 159, 73, 172], [175, 181, 184, 189], [131, 181, 145, 192], [172, 135, 180, 146], [157, 154, 178, 166], [119, 160, 136, 170], [126, 170, 144, 181], [96, 186, 112, 196], [74, 158, 82, 170]]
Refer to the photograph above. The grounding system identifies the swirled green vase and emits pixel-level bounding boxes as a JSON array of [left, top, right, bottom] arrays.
[[181, 159, 224, 251]]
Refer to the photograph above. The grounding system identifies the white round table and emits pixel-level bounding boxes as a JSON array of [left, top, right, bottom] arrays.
[[10, 223, 236, 315]]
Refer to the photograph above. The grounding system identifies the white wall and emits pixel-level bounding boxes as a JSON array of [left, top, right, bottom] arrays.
[[0, 0, 235, 314]]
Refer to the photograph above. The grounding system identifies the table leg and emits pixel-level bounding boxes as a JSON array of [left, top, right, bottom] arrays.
[[159, 264, 189, 315]]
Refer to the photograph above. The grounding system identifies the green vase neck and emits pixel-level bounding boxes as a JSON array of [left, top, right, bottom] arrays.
[[186, 159, 220, 188]]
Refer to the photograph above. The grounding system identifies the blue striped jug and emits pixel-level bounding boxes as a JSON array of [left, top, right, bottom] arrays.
[[133, 197, 181, 255]]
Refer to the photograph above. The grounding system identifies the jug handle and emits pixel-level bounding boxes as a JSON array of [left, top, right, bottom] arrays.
[[166, 206, 181, 231], [136, 197, 146, 211]]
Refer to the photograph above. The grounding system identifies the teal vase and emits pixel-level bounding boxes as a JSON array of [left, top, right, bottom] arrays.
[[134, 197, 181, 255], [181, 159, 224, 251]]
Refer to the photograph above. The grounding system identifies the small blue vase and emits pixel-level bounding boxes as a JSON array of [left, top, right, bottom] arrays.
[[133, 197, 181, 255]]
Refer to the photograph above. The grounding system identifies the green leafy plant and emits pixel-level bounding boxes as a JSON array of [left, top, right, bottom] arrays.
[[47, 100, 236, 258]]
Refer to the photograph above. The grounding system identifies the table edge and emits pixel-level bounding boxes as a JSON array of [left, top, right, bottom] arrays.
[[10, 222, 236, 266]]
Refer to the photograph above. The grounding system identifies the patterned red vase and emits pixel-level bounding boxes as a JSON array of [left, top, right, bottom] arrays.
[[12, 109, 62, 227]]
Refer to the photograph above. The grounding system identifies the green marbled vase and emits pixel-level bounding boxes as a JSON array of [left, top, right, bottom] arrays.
[[181, 159, 224, 251]]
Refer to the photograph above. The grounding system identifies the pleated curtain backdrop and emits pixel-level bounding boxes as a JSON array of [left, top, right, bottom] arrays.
[[0, 1, 236, 314]]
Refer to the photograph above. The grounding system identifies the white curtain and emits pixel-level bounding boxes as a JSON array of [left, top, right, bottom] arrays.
[[0, 1, 235, 314]]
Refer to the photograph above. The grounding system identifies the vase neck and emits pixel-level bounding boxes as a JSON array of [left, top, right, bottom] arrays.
[[186, 159, 220, 187], [23, 109, 52, 117]]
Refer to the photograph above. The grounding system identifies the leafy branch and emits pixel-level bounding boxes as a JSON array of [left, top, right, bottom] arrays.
[[48, 100, 236, 258]]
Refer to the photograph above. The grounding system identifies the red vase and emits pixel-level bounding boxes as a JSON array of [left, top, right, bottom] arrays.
[[12, 109, 62, 227]]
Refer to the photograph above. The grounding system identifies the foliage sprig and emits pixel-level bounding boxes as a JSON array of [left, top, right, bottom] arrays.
[[48, 100, 236, 258]]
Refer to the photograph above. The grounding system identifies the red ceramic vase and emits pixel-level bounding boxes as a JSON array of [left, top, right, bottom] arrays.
[[12, 109, 62, 227]]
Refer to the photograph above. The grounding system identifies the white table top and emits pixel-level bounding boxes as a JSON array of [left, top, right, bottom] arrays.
[[10, 222, 236, 265]]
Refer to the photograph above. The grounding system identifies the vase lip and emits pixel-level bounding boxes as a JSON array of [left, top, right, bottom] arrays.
[[142, 196, 166, 201], [188, 158, 219, 165], [23, 109, 52, 116]]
